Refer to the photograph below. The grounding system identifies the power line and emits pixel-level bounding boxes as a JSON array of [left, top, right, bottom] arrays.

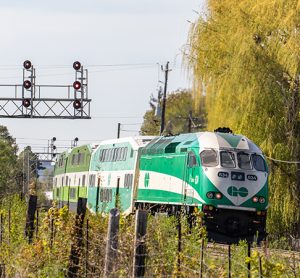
[[266, 156, 300, 164]]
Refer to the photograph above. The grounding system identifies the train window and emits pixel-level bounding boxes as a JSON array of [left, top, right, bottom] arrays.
[[82, 175, 86, 186], [69, 188, 76, 199], [188, 152, 198, 167], [56, 188, 59, 197], [71, 155, 75, 165], [200, 150, 218, 167], [103, 149, 107, 161], [252, 154, 266, 172], [165, 142, 180, 153], [66, 176, 69, 186], [220, 151, 236, 168], [237, 152, 252, 170], [80, 153, 85, 164], [130, 149, 134, 158], [62, 177, 64, 186], [123, 147, 128, 160]]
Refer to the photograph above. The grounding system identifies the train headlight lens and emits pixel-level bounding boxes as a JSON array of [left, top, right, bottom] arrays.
[[215, 192, 222, 199], [259, 197, 265, 204], [206, 192, 214, 199], [252, 196, 259, 203], [209, 205, 214, 211]]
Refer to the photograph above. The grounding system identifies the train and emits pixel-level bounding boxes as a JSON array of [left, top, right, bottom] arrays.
[[52, 130, 268, 243]]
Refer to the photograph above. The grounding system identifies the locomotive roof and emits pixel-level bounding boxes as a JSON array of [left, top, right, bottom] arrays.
[[142, 132, 262, 154], [197, 132, 262, 153]]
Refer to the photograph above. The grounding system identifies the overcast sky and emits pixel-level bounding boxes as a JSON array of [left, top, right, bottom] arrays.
[[0, 0, 204, 153]]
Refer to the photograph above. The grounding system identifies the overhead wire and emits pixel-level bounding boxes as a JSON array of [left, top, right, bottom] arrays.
[[265, 156, 300, 164]]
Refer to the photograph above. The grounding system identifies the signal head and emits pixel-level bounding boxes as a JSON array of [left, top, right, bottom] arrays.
[[73, 61, 81, 71], [73, 100, 82, 110], [22, 99, 31, 108], [52, 145, 57, 150], [74, 137, 79, 142], [73, 81, 81, 90], [23, 80, 32, 89], [23, 60, 32, 70], [52, 137, 56, 142]]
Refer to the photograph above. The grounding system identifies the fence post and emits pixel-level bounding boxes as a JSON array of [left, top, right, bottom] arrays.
[[25, 195, 37, 244], [8, 207, 11, 244], [247, 242, 251, 278], [132, 210, 148, 278], [67, 197, 87, 278], [0, 264, 5, 278], [177, 213, 182, 274], [0, 214, 3, 245], [85, 219, 89, 278], [104, 208, 120, 277], [228, 244, 231, 278], [259, 255, 263, 278], [50, 217, 54, 249], [35, 208, 39, 239], [199, 238, 204, 278]]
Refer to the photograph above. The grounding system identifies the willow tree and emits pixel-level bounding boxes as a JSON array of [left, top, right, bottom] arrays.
[[186, 0, 300, 237]]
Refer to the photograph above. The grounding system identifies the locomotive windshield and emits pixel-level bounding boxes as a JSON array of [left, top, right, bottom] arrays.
[[252, 154, 266, 171], [200, 149, 266, 172], [220, 151, 236, 168], [237, 152, 252, 170], [200, 150, 218, 166]]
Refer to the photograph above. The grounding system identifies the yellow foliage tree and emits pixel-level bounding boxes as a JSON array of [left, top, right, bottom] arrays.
[[185, 0, 300, 236]]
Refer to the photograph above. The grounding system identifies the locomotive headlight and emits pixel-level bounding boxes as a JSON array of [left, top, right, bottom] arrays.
[[206, 192, 214, 199], [215, 192, 223, 199], [259, 197, 265, 204], [252, 196, 259, 203]]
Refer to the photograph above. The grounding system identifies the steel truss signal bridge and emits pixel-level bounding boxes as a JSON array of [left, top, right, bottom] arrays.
[[0, 60, 91, 119]]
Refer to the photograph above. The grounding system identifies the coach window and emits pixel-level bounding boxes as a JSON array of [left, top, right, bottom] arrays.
[[71, 155, 75, 165], [200, 150, 218, 167], [123, 147, 128, 160], [82, 175, 86, 186], [116, 148, 121, 161], [77, 153, 81, 165], [188, 152, 198, 168], [119, 148, 124, 160], [237, 152, 252, 170], [66, 176, 69, 186], [252, 154, 266, 172], [221, 151, 236, 168]]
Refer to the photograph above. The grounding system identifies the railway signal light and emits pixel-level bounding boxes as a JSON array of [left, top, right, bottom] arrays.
[[73, 61, 81, 71], [23, 80, 32, 89], [73, 81, 81, 90], [73, 100, 82, 109], [22, 99, 31, 108], [23, 60, 32, 70]]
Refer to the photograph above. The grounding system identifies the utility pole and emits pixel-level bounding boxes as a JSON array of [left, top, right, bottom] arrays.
[[160, 61, 171, 135], [117, 123, 121, 138], [188, 111, 192, 133]]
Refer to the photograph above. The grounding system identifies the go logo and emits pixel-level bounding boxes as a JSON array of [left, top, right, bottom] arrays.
[[227, 186, 248, 197], [144, 173, 150, 187]]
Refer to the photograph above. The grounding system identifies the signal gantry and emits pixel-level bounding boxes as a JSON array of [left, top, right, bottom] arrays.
[[0, 60, 91, 119]]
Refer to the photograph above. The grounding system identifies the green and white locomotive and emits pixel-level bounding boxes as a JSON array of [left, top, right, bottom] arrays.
[[53, 131, 268, 243]]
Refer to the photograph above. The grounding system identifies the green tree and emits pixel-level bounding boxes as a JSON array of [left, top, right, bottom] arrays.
[[0, 126, 18, 197], [186, 0, 300, 236], [140, 89, 206, 135]]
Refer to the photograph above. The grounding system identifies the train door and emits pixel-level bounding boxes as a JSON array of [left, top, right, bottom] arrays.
[[184, 151, 199, 204]]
